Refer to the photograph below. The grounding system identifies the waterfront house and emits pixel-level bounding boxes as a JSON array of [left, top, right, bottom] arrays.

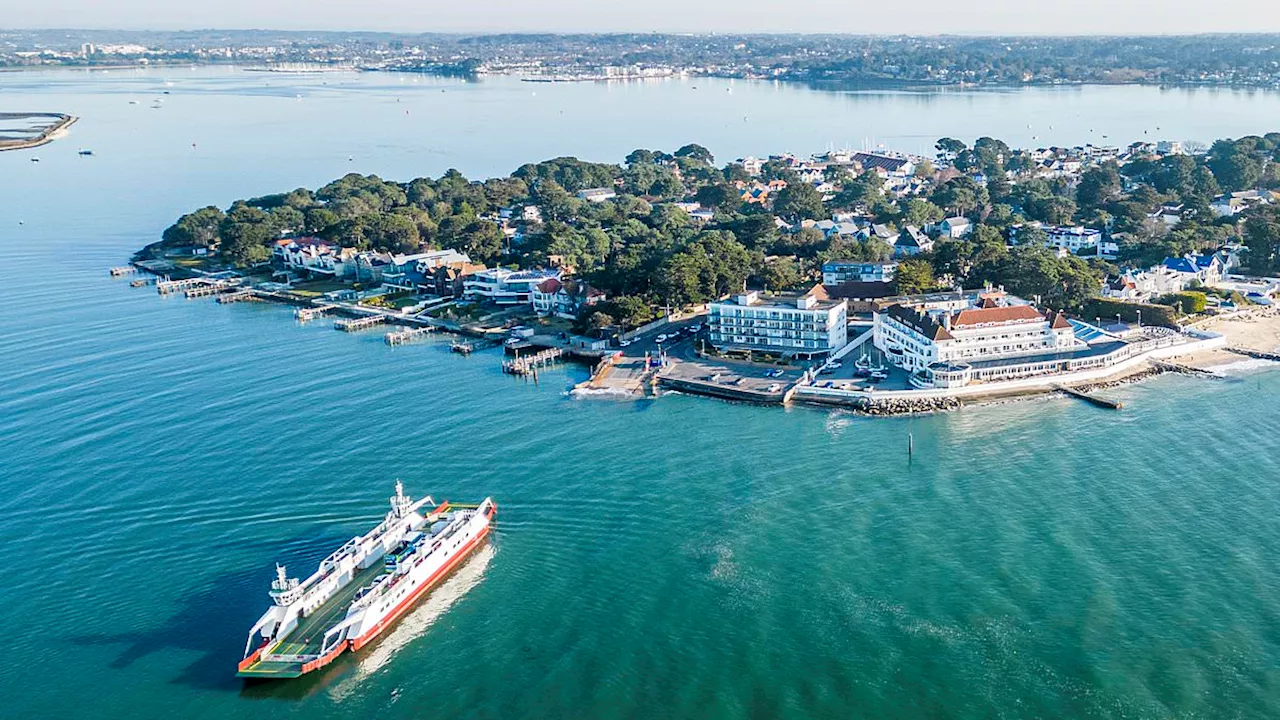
[[464, 268, 561, 306], [708, 286, 848, 359], [531, 277, 607, 319], [273, 237, 346, 278]]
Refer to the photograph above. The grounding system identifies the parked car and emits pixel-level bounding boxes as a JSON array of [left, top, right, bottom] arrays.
[[826, 361, 842, 369]]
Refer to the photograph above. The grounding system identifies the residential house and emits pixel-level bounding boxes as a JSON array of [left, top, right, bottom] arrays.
[[822, 260, 898, 285], [939, 216, 972, 238], [577, 187, 617, 203], [851, 151, 917, 178], [893, 226, 933, 256], [531, 277, 607, 319], [464, 268, 561, 305]]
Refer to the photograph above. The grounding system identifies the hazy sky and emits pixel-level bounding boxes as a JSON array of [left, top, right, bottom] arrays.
[[8, 0, 1280, 35]]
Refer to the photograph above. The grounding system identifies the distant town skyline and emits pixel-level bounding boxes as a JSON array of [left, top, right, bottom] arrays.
[[6, 0, 1280, 36]]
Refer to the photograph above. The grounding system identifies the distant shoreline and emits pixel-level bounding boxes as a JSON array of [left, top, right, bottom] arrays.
[[0, 113, 77, 152]]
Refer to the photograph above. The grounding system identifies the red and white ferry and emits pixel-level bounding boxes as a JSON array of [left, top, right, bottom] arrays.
[[237, 483, 496, 679]]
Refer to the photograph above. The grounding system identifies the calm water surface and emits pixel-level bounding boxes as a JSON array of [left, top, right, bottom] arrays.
[[2, 68, 1280, 719]]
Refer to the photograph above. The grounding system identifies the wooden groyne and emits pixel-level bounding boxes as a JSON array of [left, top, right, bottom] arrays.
[[334, 315, 386, 332], [1054, 384, 1123, 410], [1226, 346, 1280, 363], [385, 326, 435, 345], [503, 347, 565, 375], [295, 305, 337, 322]]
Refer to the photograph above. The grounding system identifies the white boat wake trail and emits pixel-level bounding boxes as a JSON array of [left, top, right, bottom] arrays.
[[328, 542, 497, 699]]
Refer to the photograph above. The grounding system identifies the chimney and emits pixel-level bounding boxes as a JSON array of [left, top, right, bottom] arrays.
[[942, 312, 952, 331]]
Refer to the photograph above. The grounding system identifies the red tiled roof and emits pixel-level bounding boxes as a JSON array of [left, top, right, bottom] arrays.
[[536, 277, 563, 294], [951, 305, 1044, 327]]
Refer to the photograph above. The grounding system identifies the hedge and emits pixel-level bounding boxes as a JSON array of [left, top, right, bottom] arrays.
[[1081, 298, 1180, 328]]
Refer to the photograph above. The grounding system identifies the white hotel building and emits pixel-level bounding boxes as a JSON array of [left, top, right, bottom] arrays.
[[708, 289, 848, 358], [874, 294, 1082, 387]]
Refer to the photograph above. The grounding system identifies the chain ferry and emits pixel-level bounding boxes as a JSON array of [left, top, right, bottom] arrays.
[[237, 483, 496, 679]]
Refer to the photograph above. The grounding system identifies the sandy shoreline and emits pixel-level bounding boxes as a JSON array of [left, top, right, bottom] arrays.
[[1177, 308, 1280, 369]]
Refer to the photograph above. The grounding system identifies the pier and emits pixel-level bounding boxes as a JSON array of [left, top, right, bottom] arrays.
[[385, 326, 435, 345], [184, 280, 241, 298], [1054, 384, 1123, 410], [109, 266, 137, 277], [217, 289, 259, 304], [334, 315, 386, 332], [156, 277, 207, 295], [130, 277, 156, 287], [294, 305, 337, 322], [503, 347, 565, 375]]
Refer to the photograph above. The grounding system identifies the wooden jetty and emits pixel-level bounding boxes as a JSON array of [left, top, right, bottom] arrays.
[[1226, 346, 1280, 363], [503, 347, 565, 375], [217, 289, 258, 304], [109, 266, 137, 277], [294, 305, 337, 322], [334, 315, 386, 332], [1054, 384, 1123, 410], [385, 326, 435, 345], [450, 341, 474, 356], [156, 277, 206, 295], [184, 280, 240, 298]]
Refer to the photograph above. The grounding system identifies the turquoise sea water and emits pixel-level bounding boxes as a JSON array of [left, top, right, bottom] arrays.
[[2, 68, 1280, 718]]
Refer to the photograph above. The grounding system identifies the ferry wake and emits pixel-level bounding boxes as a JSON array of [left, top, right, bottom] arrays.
[[237, 483, 496, 679]]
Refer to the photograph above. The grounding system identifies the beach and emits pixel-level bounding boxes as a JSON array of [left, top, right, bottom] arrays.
[[1180, 307, 1280, 368]]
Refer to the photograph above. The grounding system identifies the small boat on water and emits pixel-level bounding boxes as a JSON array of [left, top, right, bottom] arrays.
[[78, 148, 94, 156], [451, 342, 474, 355], [237, 482, 496, 680]]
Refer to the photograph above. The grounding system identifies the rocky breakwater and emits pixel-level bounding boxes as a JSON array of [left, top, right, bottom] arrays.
[[860, 395, 962, 416]]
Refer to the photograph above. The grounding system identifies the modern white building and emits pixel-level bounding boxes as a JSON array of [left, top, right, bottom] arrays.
[[577, 187, 617, 203], [464, 268, 561, 305], [1044, 226, 1103, 254], [822, 260, 898, 285], [708, 288, 848, 357]]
